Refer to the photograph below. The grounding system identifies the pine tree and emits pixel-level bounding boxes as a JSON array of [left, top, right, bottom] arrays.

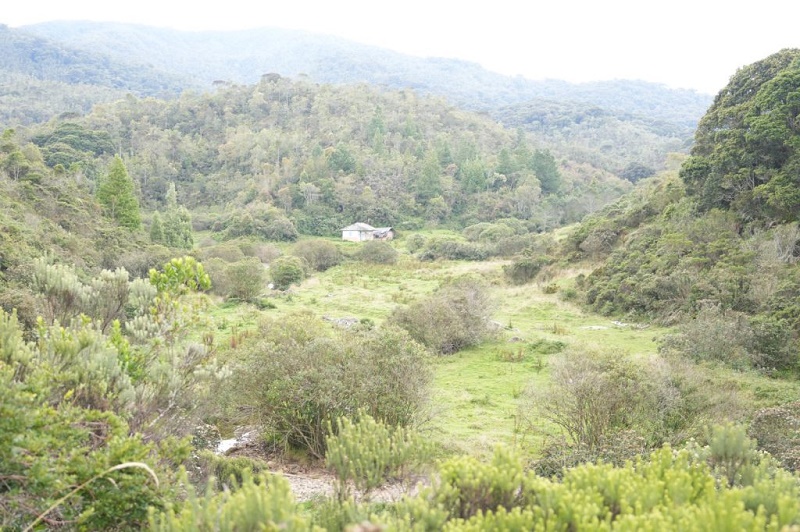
[[162, 183, 193, 249], [97, 156, 141, 230], [150, 211, 165, 243]]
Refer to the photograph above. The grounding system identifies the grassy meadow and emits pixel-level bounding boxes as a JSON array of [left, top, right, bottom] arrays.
[[201, 233, 674, 459]]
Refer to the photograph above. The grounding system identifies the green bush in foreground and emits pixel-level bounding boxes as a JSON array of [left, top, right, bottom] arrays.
[[226, 313, 432, 458], [150, 473, 310, 531], [386, 437, 800, 531], [326, 412, 431, 502]]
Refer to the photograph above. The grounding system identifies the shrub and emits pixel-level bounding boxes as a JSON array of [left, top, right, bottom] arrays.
[[503, 255, 554, 285], [355, 240, 398, 264], [227, 314, 432, 458], [150, 473, 309, 531], [659, 303, 753, 369], [418, 238, 487, 261], [748, 401, 800, 471], [199, 242, 246, 263], [268, 256, 306, 290], [225, 257, 266, 301], [292, 239, 341, 271], [405, 233, 427, 253], [520, 345, 684, 451], [326, 412, 431, 502], [0, 310, 191, 530], [392, 278, 494, 354], [462, 222, 495, 242]]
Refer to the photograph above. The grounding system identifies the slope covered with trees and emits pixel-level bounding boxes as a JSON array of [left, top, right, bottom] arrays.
[[5, 25, 800, 531], [0, 24, 191, 127], [564, 49, 800, 374], [23, 21, 713, 115], [21, 76, 631, 237]]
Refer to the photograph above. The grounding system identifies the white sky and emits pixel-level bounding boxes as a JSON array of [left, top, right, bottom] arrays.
[[4, 1, 798, 95]]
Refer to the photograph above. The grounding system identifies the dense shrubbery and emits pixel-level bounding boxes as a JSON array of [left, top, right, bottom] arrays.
[[521, 344, 750, 474], [417, 237, 488, 261], [503, 254, 554, 284], [292, 239, 342, 271], [0, 306, 208, 529], [392, 279, 495, 354], [354, 240, 398, 264], [224, 313, 432, 458], [213, 204, 299, 242], [268, 255, 306, 290], [383, 435, 800, 530]]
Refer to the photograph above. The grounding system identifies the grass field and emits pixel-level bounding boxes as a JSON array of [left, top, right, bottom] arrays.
[[202, 241, 674, 459]]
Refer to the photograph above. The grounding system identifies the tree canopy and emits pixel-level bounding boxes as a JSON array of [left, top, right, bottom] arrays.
[[97, 155, 141, 229], [680, 48, 800, 223]]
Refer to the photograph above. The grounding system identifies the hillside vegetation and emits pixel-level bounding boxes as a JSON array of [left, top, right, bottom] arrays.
[[565, 49, 800, 374], [2, 37, 800, 530], [23, 21, 713, 116], [23, 78, 633, 237], [8, 21, 710, 182]]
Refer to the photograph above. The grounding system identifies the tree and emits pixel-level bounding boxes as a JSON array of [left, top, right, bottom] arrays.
[[97, 156, 141, 230], [150, 211, 165, 243], [159, 183, 194, 249], [163, 206, 194, 249], [681, 49, 800, 222], [531, 149, 561, 194]]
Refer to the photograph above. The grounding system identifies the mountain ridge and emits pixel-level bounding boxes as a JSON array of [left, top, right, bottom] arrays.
[[20, 20, 713, 120]]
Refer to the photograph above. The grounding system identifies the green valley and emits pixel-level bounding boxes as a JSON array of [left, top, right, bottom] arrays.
[[1, 22, 800, 529]]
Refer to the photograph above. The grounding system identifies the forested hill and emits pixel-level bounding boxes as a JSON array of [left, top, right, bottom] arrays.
[[0, 24, 188, 97], [563, 48, 800, 374], [0, 24, 191, 125], [32, 77, 630, 235], [23, 21, 712, 120]]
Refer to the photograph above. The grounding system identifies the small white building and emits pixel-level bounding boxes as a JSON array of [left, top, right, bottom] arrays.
[[341, 223, 394, 242]]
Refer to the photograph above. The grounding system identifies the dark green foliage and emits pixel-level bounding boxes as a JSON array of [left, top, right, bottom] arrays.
[[97, 156, 141, 230], [503, 255, 554, 284], [620, 161, 656, 182], [292, 239, 341, 271], [32, 122, 115, 170], [531, 149, 561, 194], [216, 206, 298, 242], [268, 256, 306, 290], [150, 211, 165, 243], [681, 49, 800, 222], [355, 240, 398, 264], [392, 279, 494, 354], [418, 237, 488, 261], [226, 313, 432, 458], [225, 257, 266, 301]]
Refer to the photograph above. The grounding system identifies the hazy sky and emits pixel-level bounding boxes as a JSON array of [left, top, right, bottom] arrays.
[[5, 1, 798, 94]]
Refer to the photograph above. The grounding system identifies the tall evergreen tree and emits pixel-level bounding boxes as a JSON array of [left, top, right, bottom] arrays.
[[97, 156, 141, 230], [150, 211, 165, 243], [162, 183, 194, 249]]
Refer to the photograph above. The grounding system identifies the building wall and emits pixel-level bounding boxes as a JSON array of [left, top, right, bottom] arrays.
[[342, 230, 374, 242]]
